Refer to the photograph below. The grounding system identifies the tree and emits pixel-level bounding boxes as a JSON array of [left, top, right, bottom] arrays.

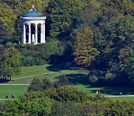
[[73, 26, 99, 67], [28, 78, 43, 91], [0, 8, 17, 43], [42, 78, 53, 90], [118, 47, 130, 72], [1, 97, 51, 116], [0, 47, 21, 80], [46, 0, 84, 38]]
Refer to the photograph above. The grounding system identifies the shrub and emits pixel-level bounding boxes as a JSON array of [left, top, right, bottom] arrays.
[[33, 57, 46, 65], [24, 86, 90, 102], [53, 81, 62, 88], [53, 75, 70, 88], [59, 75, 70, 85], [6, 41, 14, 47], [28, 78, 43, 91], [42, 78, 53, 90], [20, 56, 35, 66], [89, 75, 98, 85], [50, 101, 83, 116], [105, 71, 114, 80]]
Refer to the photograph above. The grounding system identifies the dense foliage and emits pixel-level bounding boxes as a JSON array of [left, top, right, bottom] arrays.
[[73, 26, 99, 67], [0, 47, 21, 80], [1, 86, 134, 115], [28, 76, 69, 91]]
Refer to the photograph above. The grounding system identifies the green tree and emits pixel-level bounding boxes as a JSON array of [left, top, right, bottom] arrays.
[[24, 85, 90, 102], [0, 8, 17, 43], [73, 26, 99, 67], [118, 47, 130, 72], [1, 97, 51, 116], [0, 47, 21, 80], [46, 0, 84, 38], [1, 0, 23, 15], [28, 78, 43, 91], [126, 45, 134, 86], [42, 78, 53, 90]]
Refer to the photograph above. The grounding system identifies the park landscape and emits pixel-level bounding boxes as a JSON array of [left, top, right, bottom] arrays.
[[1, 0, 134, 115], [1, 64, 134, 102]]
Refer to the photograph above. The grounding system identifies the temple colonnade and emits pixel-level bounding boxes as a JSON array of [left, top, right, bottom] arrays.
[[20, 6, 46, 45]]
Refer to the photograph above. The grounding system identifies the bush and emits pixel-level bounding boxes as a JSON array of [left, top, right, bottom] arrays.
[[42, 78, 53, 90], [20, 56, 35, 66], [50, 101, 83, 116], [49, 54, 61, 64], [53, 86, 89, 102], [53, 75, 70, 88], [89, 75, 98, 85], [59, 75, 70, 85], [33, 57, 46, 65], [28, 78, 43, 91], [53, 81, 62, 88], [24, 86, 90, 102], [6, 42, 14, 47]]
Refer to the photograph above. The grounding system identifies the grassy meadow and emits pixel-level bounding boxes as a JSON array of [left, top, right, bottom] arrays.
[[0, 85, 29, 99], [1, 64, 134, 103]]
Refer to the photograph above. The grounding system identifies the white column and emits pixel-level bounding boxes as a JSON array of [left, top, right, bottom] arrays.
[[28, 23, 31, 44], [32, 34, 35, 44], [41, 23, 45, 43], [44, 23, 46, 43], [41, 24, 43, 43], [21, 23, 23, 43], [23, 24, 26, 44], [35, 23, 38, 44]]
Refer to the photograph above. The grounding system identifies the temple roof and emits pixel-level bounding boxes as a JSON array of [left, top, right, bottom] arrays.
[[23, 5, 44, 17]]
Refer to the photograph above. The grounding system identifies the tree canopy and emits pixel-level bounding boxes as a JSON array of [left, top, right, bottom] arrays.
[[73, 26, 99, 67], [0, 47, 21, 79]]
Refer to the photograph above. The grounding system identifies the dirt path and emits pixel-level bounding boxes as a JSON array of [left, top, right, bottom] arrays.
[[0, 99, 14, 100], [0, 72, 58, 85], [13, 71, 57, 80], [0, 84, 30, 85], [106, 95, 134, 97]]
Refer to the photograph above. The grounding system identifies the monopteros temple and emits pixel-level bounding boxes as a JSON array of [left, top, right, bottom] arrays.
[[20, 6, 46, 44]]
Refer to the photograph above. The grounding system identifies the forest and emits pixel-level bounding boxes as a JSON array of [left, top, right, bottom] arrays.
[[1, 0, 134, 115]]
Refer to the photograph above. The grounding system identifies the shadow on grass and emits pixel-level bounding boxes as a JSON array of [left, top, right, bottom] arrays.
[[55, 74, 89, 85], [46, 62, 79, 72], [46, 64, 68, 72], [89, 86, 134, 95], [0, 79, 10, 83]]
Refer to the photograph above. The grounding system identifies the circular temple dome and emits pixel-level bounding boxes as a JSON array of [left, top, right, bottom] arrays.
[[23, 5, 44, 17]]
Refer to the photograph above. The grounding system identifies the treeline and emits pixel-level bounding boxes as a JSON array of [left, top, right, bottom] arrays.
[[1, 0, 134, 86], [1, 85, 134, 115]]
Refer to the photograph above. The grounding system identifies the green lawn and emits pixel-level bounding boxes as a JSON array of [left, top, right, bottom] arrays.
[[74, 84, 134, 100], [9, 70, 86, 84], [75, 84, 134, 95], [1, 64, 134, 102], [12, 64, 51, 78], [9, 64, 87, 84], [0, 85, 29, 99]]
